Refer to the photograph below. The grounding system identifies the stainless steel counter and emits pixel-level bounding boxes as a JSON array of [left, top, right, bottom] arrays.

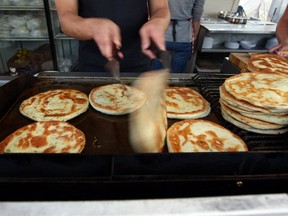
[[201, 23, 276, 34], [200, 16, 276, 34], [1, 194, 288, 216]]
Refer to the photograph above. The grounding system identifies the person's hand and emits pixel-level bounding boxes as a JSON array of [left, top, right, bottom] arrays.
[[139, 19, 166, 59], [86, 18, 123, 60], [269, 44, 288, 57]]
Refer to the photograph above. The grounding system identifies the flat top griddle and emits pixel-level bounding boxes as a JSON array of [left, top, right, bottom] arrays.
[[0, 72, 288, 201], [0, 72, 287, 154], [0, 72, 222, 154]]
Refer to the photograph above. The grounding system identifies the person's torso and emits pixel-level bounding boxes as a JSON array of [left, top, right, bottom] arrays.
[[78, 0, 150, 71], [165, 0, 199, 42]]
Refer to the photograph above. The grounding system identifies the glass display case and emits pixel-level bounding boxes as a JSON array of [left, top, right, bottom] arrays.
[[48, 0, 78, 72], [0, 0, 53, 75]]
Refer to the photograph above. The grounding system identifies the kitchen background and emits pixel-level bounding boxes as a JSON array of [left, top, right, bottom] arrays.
[[0, 0, 286, 75]]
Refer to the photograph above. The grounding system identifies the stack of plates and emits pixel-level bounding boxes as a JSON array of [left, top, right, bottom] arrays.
[[219, 72, 288, 134], [224, 41, 239, 49], [239, 40, 256, 49]]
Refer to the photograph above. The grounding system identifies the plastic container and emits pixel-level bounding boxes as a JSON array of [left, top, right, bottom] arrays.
[[202, 37, 214, 49], [9, 0, 28, 6], [28, 0, 43, 6], [10, 27, 30, 37], [240, 41, 256, 49], [31, 29, 48, 37], [265, 37, 278, 49], [9, 16, 28, 29], [0, 0, 10, 5], [27, 18, 42, 31], [224, 41, 239, 49]]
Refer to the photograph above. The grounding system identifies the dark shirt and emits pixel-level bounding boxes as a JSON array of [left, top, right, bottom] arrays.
[[78, 0, 151, 72]]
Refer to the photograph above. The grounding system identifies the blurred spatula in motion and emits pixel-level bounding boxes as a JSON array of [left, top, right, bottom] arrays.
[[129, 69, 169, 153]]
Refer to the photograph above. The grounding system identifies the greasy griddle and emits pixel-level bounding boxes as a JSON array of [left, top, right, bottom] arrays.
[[0, 72, 287, 153], [1, 72, 288, 201], [0, 72, 221, 154]]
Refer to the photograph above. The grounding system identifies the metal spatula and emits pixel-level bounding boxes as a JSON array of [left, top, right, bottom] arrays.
[[104, 49, 127, 90], [149, 42, 172, 70]]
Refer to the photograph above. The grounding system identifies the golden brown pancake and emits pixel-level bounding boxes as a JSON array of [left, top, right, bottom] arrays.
[[247, 53, 288, 76], [167, 119, 248, 152], [221, 108, 288, 135], [219, 84, 270, 113], [0, 121, 85, 153], [89, 84, 147, 115], [221, 101, 285, 130], [165, 87, 210, 119], [20, 89, 89, 122], [224, 72, 288, 112]]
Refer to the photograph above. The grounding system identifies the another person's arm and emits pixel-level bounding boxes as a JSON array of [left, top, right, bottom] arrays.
[[269, 6, 288, 56], [192, 21, 201, 42], [191, 0, 205, 42], [140, 0, 170, 59], [54, 0, 122, 60]]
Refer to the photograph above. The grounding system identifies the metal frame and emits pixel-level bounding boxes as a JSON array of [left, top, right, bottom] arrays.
[[43, 0, 58, 71]]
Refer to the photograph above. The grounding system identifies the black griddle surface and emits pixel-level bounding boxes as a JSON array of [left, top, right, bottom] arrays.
[[0, 74, 211, 154], [1, 73, 287, 154]]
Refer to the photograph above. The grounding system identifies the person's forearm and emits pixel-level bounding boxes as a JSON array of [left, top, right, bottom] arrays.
[[276, 19, 288, 46], [54, 0, 93, 40], [192, 20, 201, 40], [150, 9, 170, 30], [276, 6, 288, 45], [140, 0, 170, 56], [148, 1, 170, 32], [58, 11, 122, 60], [268, 6, 288, 55], [58, 12, 95, 40]]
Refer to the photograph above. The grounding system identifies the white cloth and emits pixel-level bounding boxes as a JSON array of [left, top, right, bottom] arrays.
[[267, 0, 288, 22], [239, 0, 273, 20]]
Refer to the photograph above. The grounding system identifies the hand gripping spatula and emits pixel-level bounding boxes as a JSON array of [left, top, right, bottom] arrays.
[[149, 42, 172, 70]]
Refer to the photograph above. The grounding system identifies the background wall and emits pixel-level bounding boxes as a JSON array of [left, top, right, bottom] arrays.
[[203, 0, 240, 16], [203, 0, 287, 23], [239, 0, 287, 22]]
